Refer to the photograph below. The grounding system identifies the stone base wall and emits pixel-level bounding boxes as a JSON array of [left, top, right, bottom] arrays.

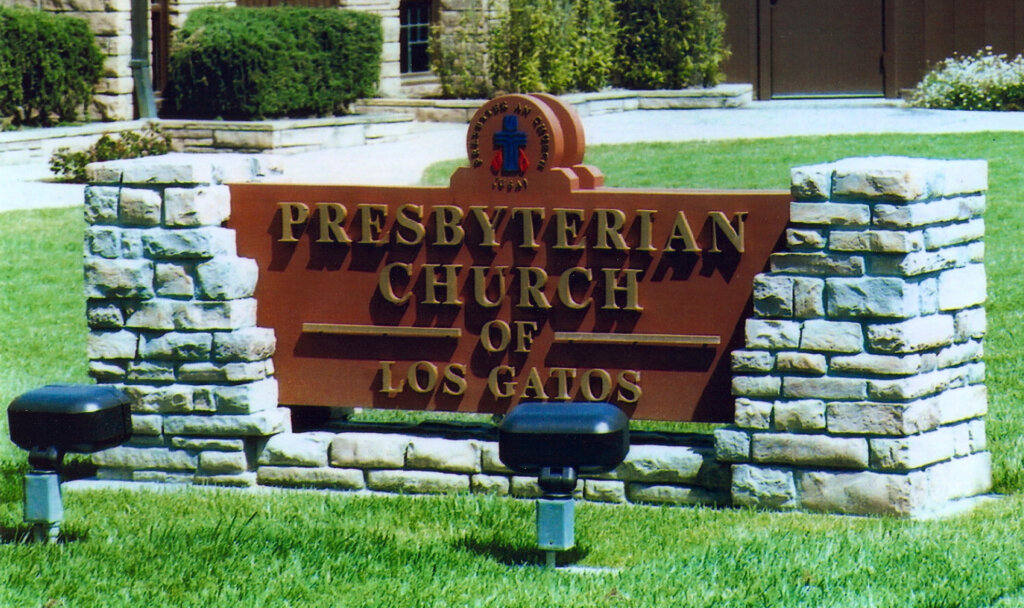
[[253, 432, 727, 506], [717, 156, 991, 517], [95, 428, 728, 505]]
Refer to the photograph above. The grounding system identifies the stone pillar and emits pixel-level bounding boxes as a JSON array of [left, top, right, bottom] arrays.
[[84, 154, 289, 486], [717, 156, 991, 517]]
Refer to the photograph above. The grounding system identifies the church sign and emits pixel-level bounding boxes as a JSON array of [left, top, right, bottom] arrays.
[[229, 94, 790, 421]]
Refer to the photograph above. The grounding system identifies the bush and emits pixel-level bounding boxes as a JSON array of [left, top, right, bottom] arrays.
[[613, 0, 729, 89], [907, 47, 1024, 111], [165, 7, 381, 120], [0, 7, 103, 127], [49, 125, 170, 183], [430, 9, 495, 99], [431, 0, 617, 98], [571, 0, 619, 92]]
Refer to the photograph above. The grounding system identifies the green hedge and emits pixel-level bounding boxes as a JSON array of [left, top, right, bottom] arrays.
[[166, 7, 382, 120], [0, 7, 102, 127], [614, 0, 729, 89]]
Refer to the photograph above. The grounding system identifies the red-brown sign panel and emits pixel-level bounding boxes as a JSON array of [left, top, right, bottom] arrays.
[[229, 95, 790, 421]]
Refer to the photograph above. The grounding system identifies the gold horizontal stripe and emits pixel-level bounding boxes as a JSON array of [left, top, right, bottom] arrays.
[[553, 331, 720, 346], [302, 323, 462, 339]]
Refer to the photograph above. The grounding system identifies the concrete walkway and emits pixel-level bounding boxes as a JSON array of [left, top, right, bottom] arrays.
[[7, 98, 1024, 212]]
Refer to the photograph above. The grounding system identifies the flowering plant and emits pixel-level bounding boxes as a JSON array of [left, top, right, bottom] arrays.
[[908, 47, 1024, 111]]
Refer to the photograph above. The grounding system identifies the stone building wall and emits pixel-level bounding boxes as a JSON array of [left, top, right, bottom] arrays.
[[718, 156, 991, 517]]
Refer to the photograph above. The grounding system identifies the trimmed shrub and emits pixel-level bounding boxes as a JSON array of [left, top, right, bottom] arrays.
[[571, 0, 619, 92], [0, 7, 103, 127], [165, 7, 382, 120], [50, 125, 170, 183], [908, 47, 1024, 111], [613, 0, 729, 89]]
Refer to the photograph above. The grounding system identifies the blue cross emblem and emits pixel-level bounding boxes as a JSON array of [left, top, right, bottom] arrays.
[[492, 115, 528, 175]]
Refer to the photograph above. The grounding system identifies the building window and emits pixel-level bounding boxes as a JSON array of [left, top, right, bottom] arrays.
[[400, 0, 432, 74]]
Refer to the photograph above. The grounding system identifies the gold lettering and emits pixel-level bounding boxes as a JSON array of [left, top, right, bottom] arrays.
[[636, 210, 657, 252], [557, 267, 593, 310], [423, 264, 463, 306], [709, 211, 747, 253], [441, 364, 467, 396], [517, 267, 551, 309], [471, 266, 507, 308], [664, 211, 700, 252], [549, 367, 577, 400], [616, 370, 642, 404], [315, 203, 349, 244], [512, 207, 545, 249], [581, 369, 613, 401], [470, 206, 506, 248], [553, 208, 585, 250], [434, 205, 465, 246], [277, 202, 309, 243], [378, 262, 412, 305], [602, 268, 643, 311], [487, 365, 517, 398], [358, 204, 387, 245], [394, 204, 425, 246], [480, 320, 511, 353], [379, 361, 403, 397], [407, 361, 438, 394], [514, 320, 539, 353], [519, 367, 548, 400], [595, 209, 628, 250]]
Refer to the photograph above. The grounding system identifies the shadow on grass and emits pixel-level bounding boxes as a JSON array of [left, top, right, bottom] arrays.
[[454, 536, 589, 567], [0, 524, 87, 545]]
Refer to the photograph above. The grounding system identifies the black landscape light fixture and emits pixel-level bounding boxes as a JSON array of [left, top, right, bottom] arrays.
[[7, 385, 133, 543], [498, 401, 630, 568]]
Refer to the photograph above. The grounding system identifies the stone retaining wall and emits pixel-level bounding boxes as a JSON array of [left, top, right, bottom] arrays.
[[354, 85, 754, 123], [159, 114, 412, 153], [84, 154, 992, 517], [718, 157, 991, 517], [0, 120, 146, 166]]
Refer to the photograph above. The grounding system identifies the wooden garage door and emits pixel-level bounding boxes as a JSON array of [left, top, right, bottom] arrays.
[[768, 0, 885, 97]]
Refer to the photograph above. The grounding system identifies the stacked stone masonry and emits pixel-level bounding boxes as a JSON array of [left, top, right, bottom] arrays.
[[85, 155, 291, 486], [83, 154, 727, 506], [86, 155, 993, 517], [717, 156, 991, 517], [256, 433, 729, 507]]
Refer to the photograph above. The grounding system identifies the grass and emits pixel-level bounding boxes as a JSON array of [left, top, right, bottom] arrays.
[[3, 132, 1024, 606]]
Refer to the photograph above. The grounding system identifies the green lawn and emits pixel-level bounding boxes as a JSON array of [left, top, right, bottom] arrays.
[[3, 132, 1024, 607]]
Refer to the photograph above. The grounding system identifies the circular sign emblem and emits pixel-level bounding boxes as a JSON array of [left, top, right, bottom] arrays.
[[466, 94, 569, 177]]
